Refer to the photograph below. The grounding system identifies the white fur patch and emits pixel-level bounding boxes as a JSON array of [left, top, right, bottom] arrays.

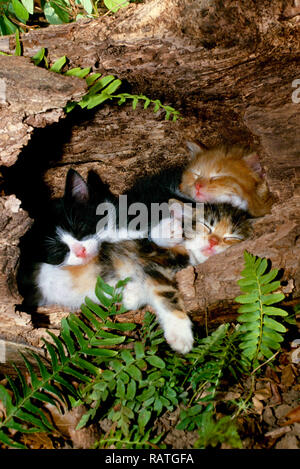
[[151, 296, 194, 354], [36, 263, 99, 309], [57, 228, 99, 266], [216, 194, 248, 211], [150, 217, 183, 247]]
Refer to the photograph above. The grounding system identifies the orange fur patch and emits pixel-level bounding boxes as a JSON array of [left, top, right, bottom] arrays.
[[172, 310, 188, 319], [63, 257, 99, 293], [181, 145, 272, 216]]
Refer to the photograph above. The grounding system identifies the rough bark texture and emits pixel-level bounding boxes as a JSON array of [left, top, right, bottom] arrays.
[[0, 0, 299, 362]]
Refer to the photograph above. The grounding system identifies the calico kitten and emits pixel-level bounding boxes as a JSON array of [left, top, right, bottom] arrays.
[[20, 168, 251, 353], [180, 142, 273, 217]]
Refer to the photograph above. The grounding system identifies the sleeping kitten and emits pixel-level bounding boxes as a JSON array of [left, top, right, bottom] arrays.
[[20, 169, 251, 353], [18, 169, 104, 306], [95, 142, 271, 247], [180, 142, 273, 217]]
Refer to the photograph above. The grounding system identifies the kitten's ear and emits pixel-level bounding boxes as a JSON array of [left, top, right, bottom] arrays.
[[186, 141, 205, 160], [65, 169, 89, 203], [242, 152, 264, 178], [168, 198, 193, 221]]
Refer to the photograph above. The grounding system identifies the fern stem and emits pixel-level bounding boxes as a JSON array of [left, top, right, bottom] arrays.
[[254, 271, 264, 364], [251, 350, 279, 375]]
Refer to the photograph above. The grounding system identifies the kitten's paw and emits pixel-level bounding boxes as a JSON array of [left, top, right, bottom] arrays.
[[151, 218, 183, 248], [164, 315, 194, 354]]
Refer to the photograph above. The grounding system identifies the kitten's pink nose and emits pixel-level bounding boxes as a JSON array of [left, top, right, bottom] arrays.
[[73, 244, 87, 258], [195, 182, 203, 192], [209, 236, 219, 248]]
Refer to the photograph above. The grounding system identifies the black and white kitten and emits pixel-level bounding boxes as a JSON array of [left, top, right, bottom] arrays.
[[18, 170, 103, 307]]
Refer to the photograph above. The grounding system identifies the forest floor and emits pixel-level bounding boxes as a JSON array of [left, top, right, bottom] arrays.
[[1, 315, 299, 450]]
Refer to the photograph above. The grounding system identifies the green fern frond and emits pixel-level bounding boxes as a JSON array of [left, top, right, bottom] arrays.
[[37, 52, 181, 120], [177, 324, 243, 432], [235, 251, 287, 364], [95, 426, 166, 449], [77, 315, 185, 437], [65, 71, 181, 120]]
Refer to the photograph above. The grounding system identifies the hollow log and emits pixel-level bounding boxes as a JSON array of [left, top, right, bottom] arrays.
[[0, 0, 299, 367]]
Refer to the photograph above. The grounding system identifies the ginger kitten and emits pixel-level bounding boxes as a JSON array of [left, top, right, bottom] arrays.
[[180, 142, 273, 217]]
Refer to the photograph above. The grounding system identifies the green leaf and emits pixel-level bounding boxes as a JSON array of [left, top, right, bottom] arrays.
[[145, 355, 165, 369], [241, 345, 257, 360], [21, 0, 34, 14], [12, 0, 29, 22], [153, 99, 161, 112], [239, 339, 258, 350], [65, 67, 91, 78], [237, 311, 260, 322], [134, 342, 145, 359], [43, 4, 64, 24], [120, 349, 135, 365], [237, 278, 257, 288], [259, 269, 278, 285], [259, 343, 274, 359], [104, 78, 122, 95], [237, 302, 260, 313], [240, 330, 260, 342], [126, 379, 136, 400], [95, 283, 113, 308], [31, 48, 46, 66], [143, 97, 151, 109], [76, 411, 92, 430], [260, 281, 281, 295], [81, 347, 118, 358], [0, 385, 15, 416], [14, 30, 21, 56], [138, 408, 151, 432], [261, 293, 285, 305], [50, 0, 70, 23], [119, 371, 130, 384], [126, 364, 142, 382], [116, 379, 126, 399], [61, 318, 76, 355], [262, 306, 288, 317], [235, 292, 259, 304], [85, 296, 108, 321], [79, 0, 93, 14], [85, 93, 112, 109], [86, 73, 102, 86], [65, 101, 77, 113], [88, 75, 116, 95], [256, 258, 268, 276], [104, 321, 136, 332], [97, 276, 115, 296], [104, 0, 129, 13], [0, 15, 18, 35], [46, 331, 67, 364], [0, 430, 25, 449], [263, 317, 286, 333], [261, 335, 281, 351]]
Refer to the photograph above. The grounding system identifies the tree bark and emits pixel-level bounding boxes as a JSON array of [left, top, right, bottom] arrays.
[[0, 0, 299, 365]]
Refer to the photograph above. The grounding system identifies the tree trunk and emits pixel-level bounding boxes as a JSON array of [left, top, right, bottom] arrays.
[[0, 0, 299, 367]]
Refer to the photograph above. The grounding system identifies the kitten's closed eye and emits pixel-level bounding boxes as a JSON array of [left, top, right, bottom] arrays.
[[42, 237, 70, 265]]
